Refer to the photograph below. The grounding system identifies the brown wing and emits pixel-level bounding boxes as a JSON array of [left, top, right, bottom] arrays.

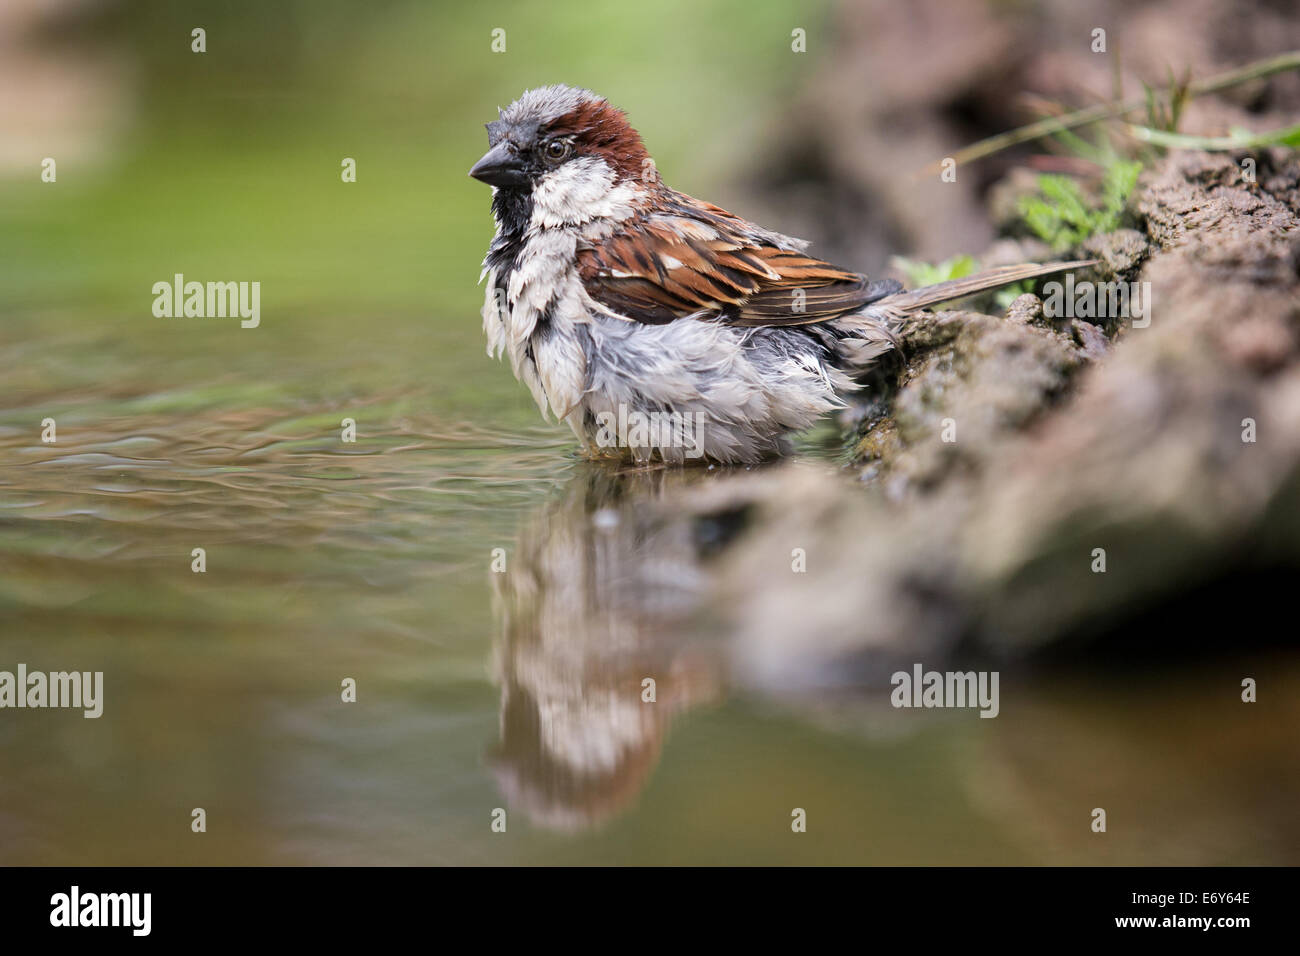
[[576, 193, 894, 327]]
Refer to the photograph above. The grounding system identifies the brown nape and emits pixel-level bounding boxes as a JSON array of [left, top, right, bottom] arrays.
[[549, 99, 651, 181]]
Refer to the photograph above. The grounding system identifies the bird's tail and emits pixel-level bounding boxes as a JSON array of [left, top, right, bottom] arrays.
[[834, 259, 1097, 371], [878, 259, 1097, 314]]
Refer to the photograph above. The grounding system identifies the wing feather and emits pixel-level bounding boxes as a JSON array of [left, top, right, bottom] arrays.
[[577, 191, 887, 327]]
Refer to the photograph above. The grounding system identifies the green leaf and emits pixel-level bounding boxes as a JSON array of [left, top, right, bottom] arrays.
[[891, 254, 976, 287]]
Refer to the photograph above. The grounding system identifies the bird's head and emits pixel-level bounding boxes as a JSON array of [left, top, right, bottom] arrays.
[[470, 85, 655, 225]]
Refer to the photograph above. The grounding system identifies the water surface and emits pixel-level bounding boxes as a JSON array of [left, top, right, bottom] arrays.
[[1, 314, 1294, 864]]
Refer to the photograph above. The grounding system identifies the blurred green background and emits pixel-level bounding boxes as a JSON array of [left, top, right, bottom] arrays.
[[1, 0, 827, 402]]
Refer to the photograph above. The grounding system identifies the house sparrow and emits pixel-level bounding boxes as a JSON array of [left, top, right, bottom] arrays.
[[472, 84, 1090, 464]]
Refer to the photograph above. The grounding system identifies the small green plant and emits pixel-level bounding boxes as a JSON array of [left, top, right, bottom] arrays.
[[1127, 121, 1300, 150], [992, 280, 1032, 312], [1143, 67, 1192, 133], [890, 254, 975, 288], [938, 51, 1300, 171], [1019, 158, 1141, 252]]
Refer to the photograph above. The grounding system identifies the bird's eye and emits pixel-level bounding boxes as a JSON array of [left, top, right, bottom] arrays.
[[543, 140, 572, 164]]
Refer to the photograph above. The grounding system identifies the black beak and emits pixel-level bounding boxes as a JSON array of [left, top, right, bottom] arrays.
[[469, 142, 528, 187]]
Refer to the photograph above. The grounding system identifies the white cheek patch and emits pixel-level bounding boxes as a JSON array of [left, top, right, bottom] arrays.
[[530, 157, 640, 228]]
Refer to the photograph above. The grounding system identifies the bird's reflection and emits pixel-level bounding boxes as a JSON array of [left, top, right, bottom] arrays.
[[487, 463, 744, 831], [483, 464, 1300, 859]]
